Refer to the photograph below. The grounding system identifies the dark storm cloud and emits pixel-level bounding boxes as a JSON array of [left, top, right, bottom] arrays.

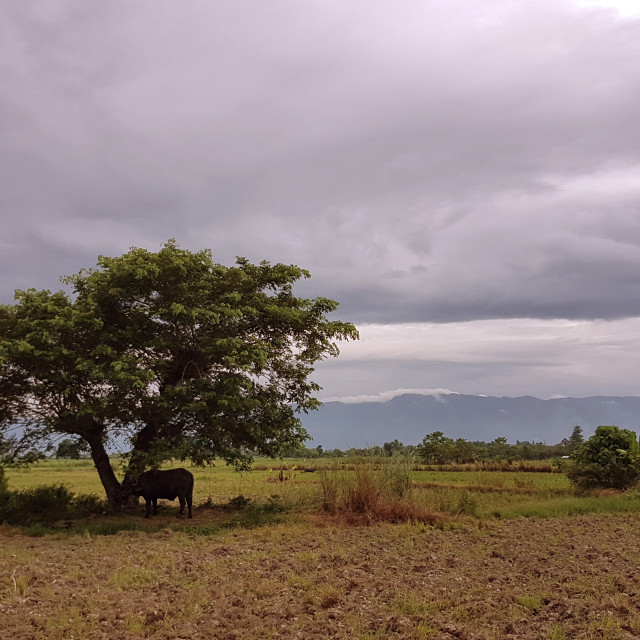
[[2, 0, 640, 327]]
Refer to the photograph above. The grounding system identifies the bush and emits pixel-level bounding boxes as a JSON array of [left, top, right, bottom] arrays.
[[566, 425, 640, 491], [0, 467, 8, 495], [55, 437, 89, 459], [0, 483, 104, 526]]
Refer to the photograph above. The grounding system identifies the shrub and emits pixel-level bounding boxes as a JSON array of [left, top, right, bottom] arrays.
[[455, 490, 479, 516], [567, 425, 640, 491], [0, 484, 104, 526], [224, 494, 252, 510], [0, 466, 8, 495], [55, 437, 89, 459]]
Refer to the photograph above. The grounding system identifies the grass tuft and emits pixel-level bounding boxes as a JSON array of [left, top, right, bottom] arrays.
[[320, 457, 442, 524]]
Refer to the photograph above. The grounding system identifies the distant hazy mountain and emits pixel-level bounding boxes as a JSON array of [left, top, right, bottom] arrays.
[[300, 394, 640, 449]]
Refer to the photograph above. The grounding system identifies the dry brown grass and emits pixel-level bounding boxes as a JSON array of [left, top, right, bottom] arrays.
[[416, 460, 561, 473], [415, 480, 565, 495], [253, 459, 562, 473], [318, 460, 440, 525], [341, 499, 445, 526], [1, 514, 639, 639]]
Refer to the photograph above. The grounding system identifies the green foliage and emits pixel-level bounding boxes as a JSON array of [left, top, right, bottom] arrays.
[[55, 438, 89, 459], [0, 466, 7, 495], [563, 425, 584, 454], [384, 456, 414, 498], [419, 431, 456, 464], [416, 426, 590, 465], [278, 426, 594, 466], [0, 484, 105, 526], [383, 439, 407, 457], [0, 241, 357, 509], [455, 490, 479, 516], [567, 425, 640, 491]]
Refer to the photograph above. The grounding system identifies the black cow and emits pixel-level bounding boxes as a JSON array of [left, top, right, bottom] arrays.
[[131, 468, 194, 518]]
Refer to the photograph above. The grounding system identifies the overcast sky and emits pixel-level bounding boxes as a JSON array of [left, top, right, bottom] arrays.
[[2, 0, 640, 401]]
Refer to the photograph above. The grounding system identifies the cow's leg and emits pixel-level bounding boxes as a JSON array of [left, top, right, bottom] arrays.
[[187, 491, 193, 518], [178, 496, 186, 517], [152, 498, 158, 515], [145, 498, 152, 518]]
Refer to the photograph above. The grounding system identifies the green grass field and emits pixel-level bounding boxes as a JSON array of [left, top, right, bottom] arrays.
[[6, 458, 321, 503], [6, 457, 640, 525]]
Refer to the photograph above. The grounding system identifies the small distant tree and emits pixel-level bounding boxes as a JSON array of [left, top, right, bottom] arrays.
[[487, 436, 510, 460], [566, 425, 584, 454], [383, 439, 405, 457], [567, 425, 640, 491], [419, 431, 455, 464], [56, 438, 89, 460], [452, 438, 477, 463]]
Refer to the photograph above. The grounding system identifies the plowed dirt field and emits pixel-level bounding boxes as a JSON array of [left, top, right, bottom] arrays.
[[1, 514, 639, 639]]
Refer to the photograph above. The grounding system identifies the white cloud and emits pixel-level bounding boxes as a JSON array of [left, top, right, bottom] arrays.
[[315, 318, 640, 399], [322, 388, 460, 404], [573, 0, 640, 17]]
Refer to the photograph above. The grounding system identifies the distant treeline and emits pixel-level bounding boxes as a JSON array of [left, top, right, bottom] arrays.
[[53, 428, 585, 465], [280, 426, 585, 463]]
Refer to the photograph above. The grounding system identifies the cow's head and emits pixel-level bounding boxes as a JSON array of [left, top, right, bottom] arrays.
[[120, 476, 140, 500]]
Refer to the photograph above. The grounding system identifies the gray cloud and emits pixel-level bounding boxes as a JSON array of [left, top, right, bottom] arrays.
[[313, 317, 640, 400], [2, 0, 640, 397]]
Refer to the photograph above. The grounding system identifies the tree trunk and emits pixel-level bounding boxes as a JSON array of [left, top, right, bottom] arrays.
[[86, 434, 122, 513], [122, 375, 179, 485], [120, 420, 159, 496]]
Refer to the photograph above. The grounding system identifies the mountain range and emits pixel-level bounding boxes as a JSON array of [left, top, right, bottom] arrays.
[[300, 394, 640, 449]]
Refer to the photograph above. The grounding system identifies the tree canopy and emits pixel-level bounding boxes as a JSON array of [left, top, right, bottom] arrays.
[[0, 241, 358, 510], [567, 425, 640, 490], [55, 438, 89, 460]]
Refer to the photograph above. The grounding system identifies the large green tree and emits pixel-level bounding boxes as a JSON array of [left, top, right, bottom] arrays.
[[567, 425, 640, 491], [0, 241, 358, 510]]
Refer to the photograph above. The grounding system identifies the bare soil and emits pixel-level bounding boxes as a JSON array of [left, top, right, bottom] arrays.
[[1, 513, 639, 639]]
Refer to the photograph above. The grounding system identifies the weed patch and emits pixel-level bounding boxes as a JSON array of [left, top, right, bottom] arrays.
[[320, 459, 442, 524], [0, 483, 105, 527]]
